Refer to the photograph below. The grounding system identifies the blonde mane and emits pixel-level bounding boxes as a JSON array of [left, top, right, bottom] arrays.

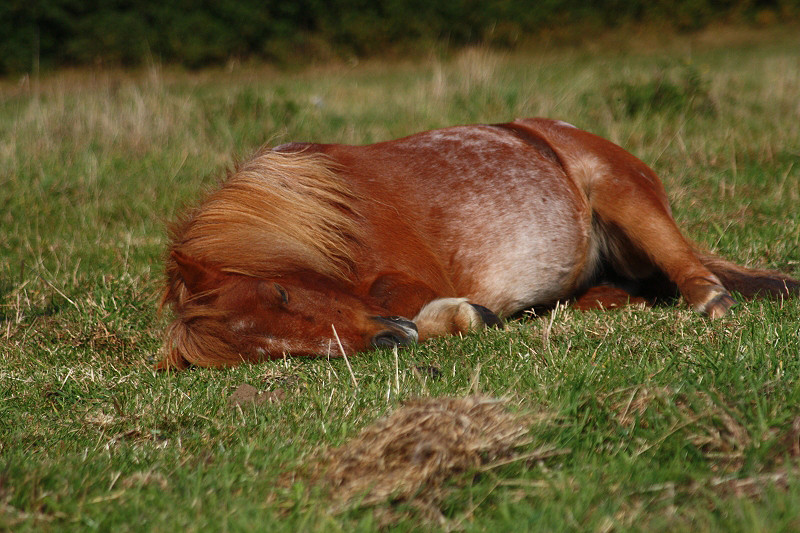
[[159, 147, 363, 369], [169, 147, 363, 281]]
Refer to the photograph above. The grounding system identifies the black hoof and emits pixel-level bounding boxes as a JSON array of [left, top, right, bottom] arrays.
[[703, 291, 737, 318], [469, 304, 503, 328], [370, 316, 419, 348]]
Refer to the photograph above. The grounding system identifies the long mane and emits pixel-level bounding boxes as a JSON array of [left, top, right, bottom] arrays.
[[159, 147, 362, 369], [168, 147, 363, 281]]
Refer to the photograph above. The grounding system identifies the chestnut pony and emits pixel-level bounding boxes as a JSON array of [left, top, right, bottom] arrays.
[[159, 118, 798, 369]]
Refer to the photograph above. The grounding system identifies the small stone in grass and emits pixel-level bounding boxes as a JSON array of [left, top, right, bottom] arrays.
[[228, 383, 286, 408]]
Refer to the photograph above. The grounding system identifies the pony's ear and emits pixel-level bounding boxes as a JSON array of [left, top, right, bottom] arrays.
[[171, 250, 224, 294]]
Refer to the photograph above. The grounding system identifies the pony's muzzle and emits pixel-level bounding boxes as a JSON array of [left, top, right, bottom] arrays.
[[370, 316, 419, 348]]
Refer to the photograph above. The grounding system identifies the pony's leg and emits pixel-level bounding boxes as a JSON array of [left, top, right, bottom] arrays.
[[367, 271, 443, 319], [572, 286, 648, 311], [412, 298, 502, 341], [590, 169, 735, 317], [367, 273, 502, 341]]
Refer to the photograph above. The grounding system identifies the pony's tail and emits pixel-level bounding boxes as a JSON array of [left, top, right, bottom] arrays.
[[697, 252, 800, 299]]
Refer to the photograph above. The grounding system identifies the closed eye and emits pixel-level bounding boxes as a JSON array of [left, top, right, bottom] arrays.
[[273, 283, 289, 305], [257, 281, 290, 307]]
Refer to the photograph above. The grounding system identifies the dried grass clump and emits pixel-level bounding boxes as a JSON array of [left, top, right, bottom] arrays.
[[607, 386, 766, 473], [322, 395, 531, 510]]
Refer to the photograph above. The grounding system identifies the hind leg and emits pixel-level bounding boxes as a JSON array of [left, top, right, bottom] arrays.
[[572, 144, 735, 317], [588, 164, 736, 317], [505, 119, 738, 316]]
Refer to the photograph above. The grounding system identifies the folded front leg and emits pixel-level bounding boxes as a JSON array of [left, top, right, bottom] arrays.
[[412, 298, 502, 341]]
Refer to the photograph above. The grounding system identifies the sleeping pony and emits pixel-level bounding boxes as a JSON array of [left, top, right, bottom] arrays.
[[158, 118, 799, 369]]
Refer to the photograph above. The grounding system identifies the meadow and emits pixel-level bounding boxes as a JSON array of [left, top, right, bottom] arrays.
[[2, 27, 800, 531]]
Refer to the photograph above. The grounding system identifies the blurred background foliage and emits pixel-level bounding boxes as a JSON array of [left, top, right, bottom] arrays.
[[1, 0, 798, 74]]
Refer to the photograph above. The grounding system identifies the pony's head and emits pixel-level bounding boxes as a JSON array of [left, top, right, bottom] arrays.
[[157, 148, 417, 369], [157, 251, 417, 369]]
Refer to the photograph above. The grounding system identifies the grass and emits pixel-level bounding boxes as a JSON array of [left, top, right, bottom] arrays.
[[2, 27, 800, 531]]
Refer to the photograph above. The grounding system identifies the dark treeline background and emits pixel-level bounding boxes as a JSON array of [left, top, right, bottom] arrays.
[[1, 0, 798, 75]]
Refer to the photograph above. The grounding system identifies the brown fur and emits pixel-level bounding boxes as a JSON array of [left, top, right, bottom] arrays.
[[697, 253, 800, 299], [160, 149, 365, 369], [158, 119, 799, 369]]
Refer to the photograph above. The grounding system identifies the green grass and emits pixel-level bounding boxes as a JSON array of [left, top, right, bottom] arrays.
[[2, 28, 800, 531]]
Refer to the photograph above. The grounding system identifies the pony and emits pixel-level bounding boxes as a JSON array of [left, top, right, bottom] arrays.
[[158, 118, 799, 369]]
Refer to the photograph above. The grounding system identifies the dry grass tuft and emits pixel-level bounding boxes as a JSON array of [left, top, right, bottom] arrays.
[[452, 46, 502, 89], [320, 395, 531, 513], [608, 386, 752, 470]]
